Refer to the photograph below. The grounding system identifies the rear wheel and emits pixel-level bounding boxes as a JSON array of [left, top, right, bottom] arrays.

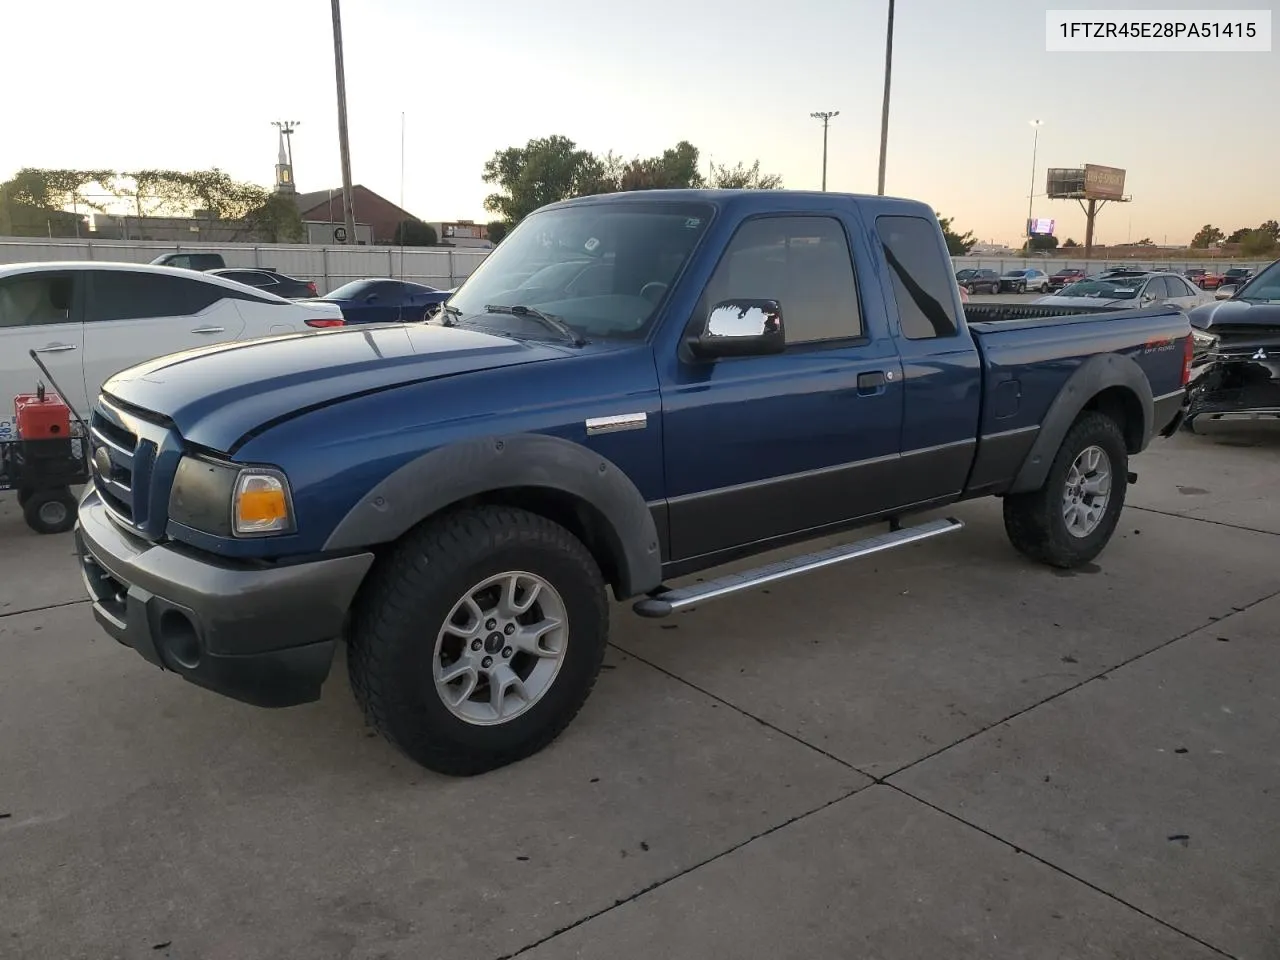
[[1003, 412, 1128, 568], [347, 505, 609, 776], [23, 487, 77, 535]]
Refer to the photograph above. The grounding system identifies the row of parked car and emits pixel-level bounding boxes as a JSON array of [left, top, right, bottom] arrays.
[[0, 259, 453, 440], [147, 251, 453, 323], [957, 265, 1256, 297]]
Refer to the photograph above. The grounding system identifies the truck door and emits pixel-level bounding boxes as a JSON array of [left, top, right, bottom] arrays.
[[873, 214, 983, 504], [658, 213, 905, 562]]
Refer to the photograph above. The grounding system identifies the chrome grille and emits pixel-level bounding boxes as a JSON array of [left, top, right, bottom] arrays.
[[89, 396, 180, 539]]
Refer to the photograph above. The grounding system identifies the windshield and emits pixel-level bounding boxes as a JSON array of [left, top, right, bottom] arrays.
[[1053, 270, 1078, 277], [447, 201, 714, 340], [1237, 260, 1280, 301], [1058, 280, 1140, 299], [1003, 270, 1027, 277], [956, 269, 977, 279], [324, 280, 380, 300]]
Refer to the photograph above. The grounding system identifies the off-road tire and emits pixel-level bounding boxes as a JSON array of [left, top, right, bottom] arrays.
[[1003, 412, 1128, 568], [347, 506, 609, 776], [23, 487, 77, 535]]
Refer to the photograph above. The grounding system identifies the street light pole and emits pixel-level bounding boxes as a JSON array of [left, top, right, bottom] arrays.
[[876, 0, 896, 195], [1026, 119, 1042, 249], [330, 0, 357, 245], [809, 111, 839, 191]]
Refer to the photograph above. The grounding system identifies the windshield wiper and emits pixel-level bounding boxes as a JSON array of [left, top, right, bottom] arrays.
[[483, 304, 586, 346]]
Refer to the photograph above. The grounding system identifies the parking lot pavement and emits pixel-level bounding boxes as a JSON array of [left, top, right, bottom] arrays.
[[1, 427, 1278, 960]]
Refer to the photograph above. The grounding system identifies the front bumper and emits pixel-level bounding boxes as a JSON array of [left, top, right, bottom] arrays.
[[74, 487, 374, 707]]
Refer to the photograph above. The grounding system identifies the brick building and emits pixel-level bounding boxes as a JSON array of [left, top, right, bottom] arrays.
[[293, 185, 419, 245]]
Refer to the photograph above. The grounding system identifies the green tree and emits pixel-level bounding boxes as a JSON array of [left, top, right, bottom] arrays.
[[1062, 237, 1080, 248], [708, 159, 783, 190], [481, 135, 603, 225], [936, 213, 977, 256], [1190, 224, 1224, 248], [1026, 234, 1060, 252], [392, 219, 438, 246], [485, 220, 508, 244], [243, 192, 304, 243], [1258, 219, 1279, 242], [1239, 229, 1278, 257], [0, 167, 117, 213], [1226, 227, 1251, 244]]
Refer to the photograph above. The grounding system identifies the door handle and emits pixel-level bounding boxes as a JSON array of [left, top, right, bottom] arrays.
[[857, 371, 888, 395], [191, 326, 226, 334], [35, 343, 77, 353]]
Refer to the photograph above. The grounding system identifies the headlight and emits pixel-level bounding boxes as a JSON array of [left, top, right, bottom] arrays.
[[1191, 328, 1218, 352], [169, 456, 295, 537]]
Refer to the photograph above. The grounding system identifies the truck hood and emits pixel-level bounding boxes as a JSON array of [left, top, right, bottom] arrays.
[[1187, 298, 1280, 331], [102, 323, 573, 452]]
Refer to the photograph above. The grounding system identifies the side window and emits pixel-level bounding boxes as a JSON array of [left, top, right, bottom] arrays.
[[87, 272, 223, 323], [230, 271, 272, 286], [367, 281, 401, 300], [165, 255, 193, 270], [1146, 277, 1170, 299], [1170, 277, 1194, 297], [875, 215, 960, 340], [0, 274, 76, 328], [702, 215, 862, 344]]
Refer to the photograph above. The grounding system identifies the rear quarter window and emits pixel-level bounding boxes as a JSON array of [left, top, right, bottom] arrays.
[[874, 215, 960, 340]]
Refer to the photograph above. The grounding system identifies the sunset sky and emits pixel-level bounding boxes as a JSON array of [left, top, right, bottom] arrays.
[[4, 0, 1276, 246]]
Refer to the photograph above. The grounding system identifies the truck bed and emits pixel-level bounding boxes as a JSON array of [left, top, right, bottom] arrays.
[[961, 304, 1191, 497], [963, 302, 1129, 324]]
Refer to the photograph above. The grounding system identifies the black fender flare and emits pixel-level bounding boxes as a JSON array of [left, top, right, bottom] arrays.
[[323, 433, 662, 598], [1008, 352, 1154, 494]]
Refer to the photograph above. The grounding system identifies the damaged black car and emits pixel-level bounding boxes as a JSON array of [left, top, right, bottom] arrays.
[[1184, 257, 1280, 432]]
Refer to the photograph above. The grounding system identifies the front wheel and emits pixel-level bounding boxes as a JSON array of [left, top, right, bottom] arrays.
[[1002, 412, 1128, 568], [1017, 282, 1026, 294], [348, 505, 609, 776]]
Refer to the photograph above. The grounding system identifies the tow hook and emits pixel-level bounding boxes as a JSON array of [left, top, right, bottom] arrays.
[[1127, 471, 1138, 485]]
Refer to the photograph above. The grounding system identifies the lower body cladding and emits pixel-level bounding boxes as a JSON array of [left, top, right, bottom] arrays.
[[75, 487, 373, 708]]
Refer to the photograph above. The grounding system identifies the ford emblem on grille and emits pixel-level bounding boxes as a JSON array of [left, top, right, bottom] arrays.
[[93, 446, 113, 478]]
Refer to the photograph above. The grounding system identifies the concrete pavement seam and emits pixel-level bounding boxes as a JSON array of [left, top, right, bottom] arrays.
[[884, 783, 1240, 959], [608, 640, 874, 778], [493, 784, 869, 960], [881, 584, 1280, 783], [1128, 504, 1280, 538], [0, 598, 89, 620]]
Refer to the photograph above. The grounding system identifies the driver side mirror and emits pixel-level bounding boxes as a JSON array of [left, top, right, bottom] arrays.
[[689, 299, 786, 360], [1215, 285, 1237, 300]]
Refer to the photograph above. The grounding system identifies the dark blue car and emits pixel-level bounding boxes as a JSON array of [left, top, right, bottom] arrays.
[[310, 278, 449, 325]]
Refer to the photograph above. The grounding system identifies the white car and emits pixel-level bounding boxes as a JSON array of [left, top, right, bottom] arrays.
[[0, 262, 345, 439], [1032, 272, 1212, 312]]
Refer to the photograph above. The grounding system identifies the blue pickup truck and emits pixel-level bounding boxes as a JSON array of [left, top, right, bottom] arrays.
[[75, 190, 1191, 775]]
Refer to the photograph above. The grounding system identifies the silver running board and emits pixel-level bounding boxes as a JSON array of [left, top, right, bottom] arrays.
[[632, 517, 964, 619]]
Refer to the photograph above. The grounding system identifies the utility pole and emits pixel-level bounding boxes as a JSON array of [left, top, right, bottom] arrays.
[[810, 111, 839, 191], [1026, 119, 1043, 250], [330, 0, 357, 244], [876, 0, 896, 195]]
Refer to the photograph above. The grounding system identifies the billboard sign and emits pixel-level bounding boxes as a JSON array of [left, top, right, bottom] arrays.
[[1084, 164, 1126, 200], [1027, 218, 1056, 236]]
